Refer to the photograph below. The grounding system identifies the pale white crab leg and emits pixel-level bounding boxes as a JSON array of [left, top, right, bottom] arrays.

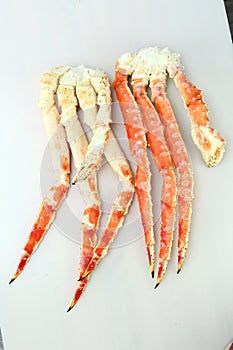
[[56, 68, 101, 311], [10, 66, 71, 283], [129, 48, 177, 287], [165, 48, 225, 167], [72, 68, 112, 183], [73, 68, 134, 285]]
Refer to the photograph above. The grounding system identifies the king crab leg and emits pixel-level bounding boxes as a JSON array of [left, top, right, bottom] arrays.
[[72, 68, 112, 183], [56, 69, 101, 311], [10, 67, 71, 283], [112, 54, 155, 278], [73, 68, 134, 294], [129, 49, 177, 287], [78, 129, 135, 282], [166, 49, 225, 167], [149, 48, 194, 273]]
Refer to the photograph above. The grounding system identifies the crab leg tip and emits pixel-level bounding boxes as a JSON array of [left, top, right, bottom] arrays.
[[9, 271, 20, 284], [154, 282, 160, 290], [66, 305, 73, 313], [9, 276, 16, 285], [151, 270, 155, 279], [177, 260, 183, 274], [71, 178, 77, 185]]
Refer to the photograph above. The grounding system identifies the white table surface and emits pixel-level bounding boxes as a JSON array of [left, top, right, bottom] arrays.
[[0, 0, 233, 349]]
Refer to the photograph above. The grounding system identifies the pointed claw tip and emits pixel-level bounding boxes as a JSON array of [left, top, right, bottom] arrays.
[[9, 276, 16, 285], [151, 270, 154, 279], [154, 282, 160, 290], [66, 306, 73, 313], [177, 268, 181, 274]]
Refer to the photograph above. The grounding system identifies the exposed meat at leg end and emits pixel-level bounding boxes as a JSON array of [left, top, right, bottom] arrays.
[[171, 69, 225, 167]]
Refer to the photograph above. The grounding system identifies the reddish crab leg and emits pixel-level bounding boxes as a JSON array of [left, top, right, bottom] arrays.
[[56, 69, 101, 311], [112, 55, 155, 278], [78, 129, 134, 281], [10, 67, 71, 283], [150, 72, 193, 273], [166, 53, 225, 167], [131, 74, 177, 286], [118, 48, 177, 285]]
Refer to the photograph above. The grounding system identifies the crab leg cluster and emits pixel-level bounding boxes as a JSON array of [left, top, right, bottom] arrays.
[[10, 47, 225, 308], [113, 47, 225, 286], [57, 66, 134, 310], [113, 52, 177, 286], [10, 66, 134, 310]]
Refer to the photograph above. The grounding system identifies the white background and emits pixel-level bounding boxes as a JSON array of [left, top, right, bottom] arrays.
[[0, 0, 233, 349]]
